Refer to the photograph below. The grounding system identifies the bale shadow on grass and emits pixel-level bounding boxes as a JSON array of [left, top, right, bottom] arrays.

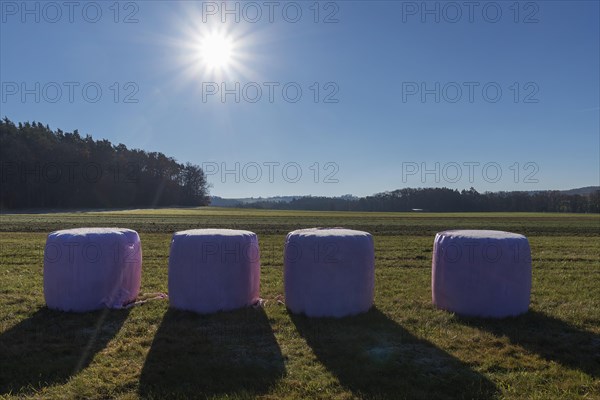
[[139, 307, 285, 398], [290, 307, 497, 400], [457, 310, 600, 378], [0, 307, 130, 395]]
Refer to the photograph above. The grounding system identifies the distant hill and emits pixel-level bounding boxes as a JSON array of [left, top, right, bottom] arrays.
[[210, 195, 304, 207], [210, 189, 598, 207], [209, 188, 599, 213], [210, 194, 358, 207], [525, 187, 600, 196], [558, 186, 600, 196]]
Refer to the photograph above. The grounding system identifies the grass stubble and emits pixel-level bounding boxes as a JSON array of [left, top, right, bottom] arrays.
[[0, 209, 598, 399]]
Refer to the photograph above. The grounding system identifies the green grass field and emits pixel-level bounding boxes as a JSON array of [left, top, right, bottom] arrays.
[[0, 209, 599, 399]]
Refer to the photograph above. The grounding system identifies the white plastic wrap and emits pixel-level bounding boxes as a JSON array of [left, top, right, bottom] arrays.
[[432, 229, 532, 318], [43, 227, 142, 312], [284, 228, 375, 317], [168, 229, 260, 314]]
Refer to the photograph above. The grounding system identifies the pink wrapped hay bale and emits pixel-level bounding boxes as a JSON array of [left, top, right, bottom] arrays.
[[168, 229, 260, 314], [284, 228, 375, 318], [432, 229, 532, 318], [43, 228, 142, 312]]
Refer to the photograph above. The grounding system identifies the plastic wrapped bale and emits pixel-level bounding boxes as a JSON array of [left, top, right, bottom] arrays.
[[168, 229, 260, 314], [43, 228, 142, 312], [284, 228, 375, 318], [432, 229, 532, 318]]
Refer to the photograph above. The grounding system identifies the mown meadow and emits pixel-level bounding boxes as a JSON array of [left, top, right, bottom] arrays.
[[0, 209, 598, 399]]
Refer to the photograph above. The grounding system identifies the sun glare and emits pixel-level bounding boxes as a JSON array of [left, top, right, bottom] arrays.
[[200, 33, 233, 70], [170, 8, 259, 84]]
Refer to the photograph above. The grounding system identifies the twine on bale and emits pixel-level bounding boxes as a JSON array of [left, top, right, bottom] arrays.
[[251, 295, 286, 308], [122, 292, 168, 309], [252, 298, 267, 308]]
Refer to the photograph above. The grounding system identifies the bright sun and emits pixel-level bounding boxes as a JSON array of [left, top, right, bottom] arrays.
[[200, 33, 233, 70]]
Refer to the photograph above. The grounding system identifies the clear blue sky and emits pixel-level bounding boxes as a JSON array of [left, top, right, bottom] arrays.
[[1, 1, 599, 197]]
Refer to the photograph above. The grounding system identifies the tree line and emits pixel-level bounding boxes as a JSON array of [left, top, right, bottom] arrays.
[[241, 187, 600, 213], [2, 118, 598, 213], [0, 118, 210, 209]]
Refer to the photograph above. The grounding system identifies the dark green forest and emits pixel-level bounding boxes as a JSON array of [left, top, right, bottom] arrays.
[[0, 118, 210, 209]]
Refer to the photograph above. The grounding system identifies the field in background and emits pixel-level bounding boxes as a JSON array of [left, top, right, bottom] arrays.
[[0, 209, 598, 399]]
